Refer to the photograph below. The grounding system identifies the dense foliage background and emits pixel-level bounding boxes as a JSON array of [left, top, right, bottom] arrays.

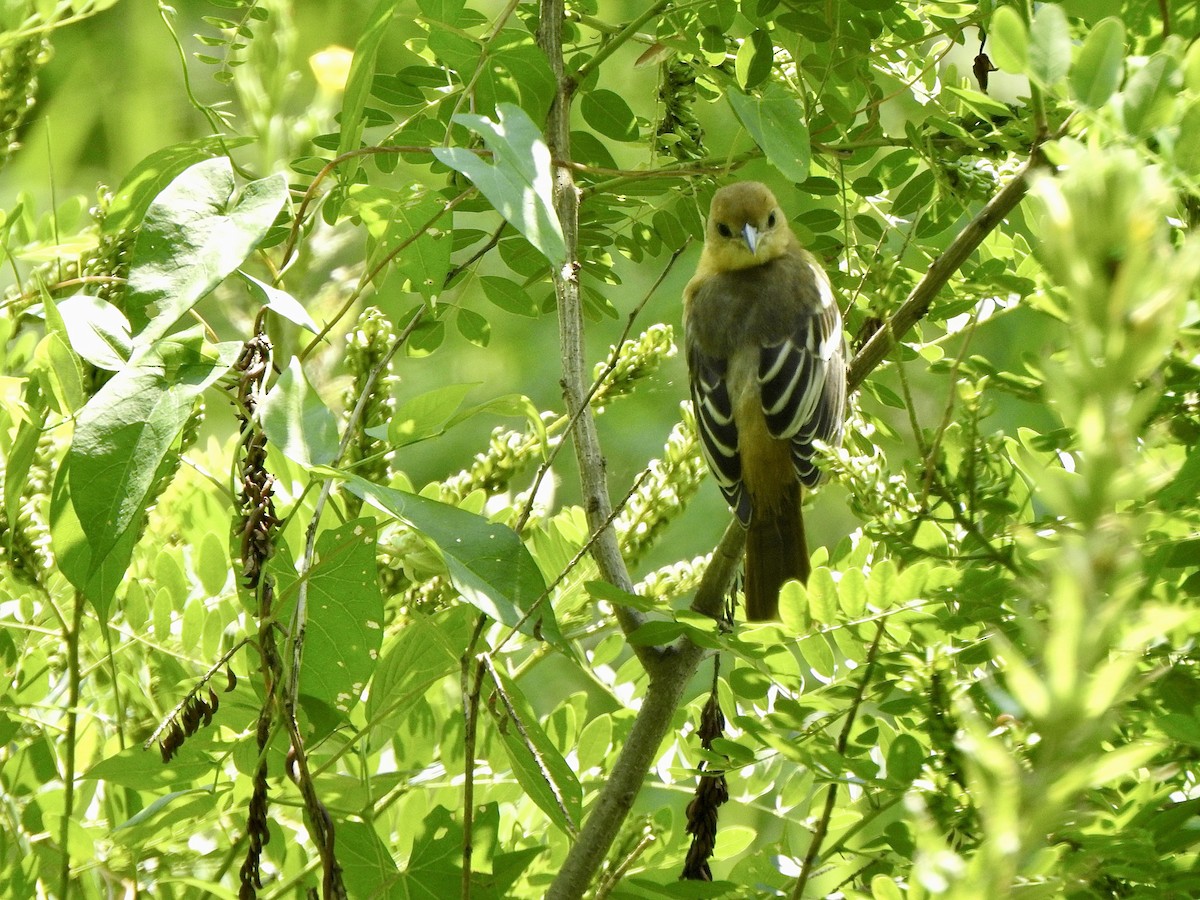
[[2, 0, 1200, 897]]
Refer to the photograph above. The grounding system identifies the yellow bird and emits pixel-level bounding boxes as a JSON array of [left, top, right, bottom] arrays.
[[684, 182, 847, 621]]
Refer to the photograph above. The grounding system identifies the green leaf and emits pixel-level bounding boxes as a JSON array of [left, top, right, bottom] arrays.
[[83, 743, 218, 790], [348, 187, 452, 301], [456, 307, 491, 347], [33, 324, 86, 416], [338, 819, 401, 898], [585, 580, 657, 612], [778, 580, 809, 633], [366, 608, 470, 747], [481, 275, 540, 317], [336, 0, 400, 176], [1177, 102, 1200, 178], [1120, 52, 1180, 136], [988, 6, 1028, 75], [727, 83, 810, 183], [1070, 17, 1125, 108], [1028, 2, 1070, 88], [298, 520, 384, 720], [433, 103, 566, 267], [124, 158, 289, 344], [800, 633, 834, 679], [736, 30, 775, 90], [55, 294, 133, 371], [944, 85, 1013, 120], [807, 567, 838, 625], [886, 733, 925, 784], [237, 272, 319, 333], [258, 357, 340, 469], [4, 388, 47, 546], [487, 663, 582, 836], [102, 136, 254, 237], [339, 474, 560, 646], [60, 335, 240, 607], [389, 381, 480, 447], [580, 89, 639, 142]]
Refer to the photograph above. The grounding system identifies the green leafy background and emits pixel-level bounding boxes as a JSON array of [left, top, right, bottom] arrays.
[[2, 0, 1200, 898]]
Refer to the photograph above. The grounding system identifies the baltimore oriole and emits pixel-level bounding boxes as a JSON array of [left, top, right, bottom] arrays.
[[684, 182, 847, 621]]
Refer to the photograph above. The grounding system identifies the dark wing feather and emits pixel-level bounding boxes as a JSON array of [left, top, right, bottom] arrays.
[[758, 288, 846, 488], [687, 345, 751, 523]]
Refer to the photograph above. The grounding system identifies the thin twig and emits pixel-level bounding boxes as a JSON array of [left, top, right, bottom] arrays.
[[790, 620, 887, 899], [846, 147, 1046, 392], [460, 615, 489, 900], [514, 241, 690, 535]]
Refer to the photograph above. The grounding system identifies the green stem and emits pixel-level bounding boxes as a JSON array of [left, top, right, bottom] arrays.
[[572, 0, 673, 88], [59, 589, 84, 899]]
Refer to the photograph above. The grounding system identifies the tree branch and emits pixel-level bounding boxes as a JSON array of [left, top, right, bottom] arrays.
[[847, 148, 1046, 392], [537, 0, 650, 648]]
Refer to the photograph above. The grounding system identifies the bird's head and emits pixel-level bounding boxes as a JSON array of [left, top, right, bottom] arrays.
[[704, 181, 791, 270]]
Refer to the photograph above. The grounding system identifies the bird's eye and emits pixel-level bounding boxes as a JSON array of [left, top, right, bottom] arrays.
[[766, 212, 777, 228], [716, 223, 733, 238]]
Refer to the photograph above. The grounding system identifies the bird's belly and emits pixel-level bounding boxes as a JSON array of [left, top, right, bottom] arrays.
[[729, 347, 796, 516]]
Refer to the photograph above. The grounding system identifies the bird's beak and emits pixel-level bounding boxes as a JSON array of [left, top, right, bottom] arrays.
[[741, 223, 759, 255]]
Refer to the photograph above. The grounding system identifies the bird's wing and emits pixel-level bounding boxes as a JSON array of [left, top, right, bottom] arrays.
[[758, 290, 846, 488], [687, 344, 751, 523]]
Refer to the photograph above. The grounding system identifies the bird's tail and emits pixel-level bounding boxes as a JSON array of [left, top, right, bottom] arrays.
[[744, 486, 809, 621]]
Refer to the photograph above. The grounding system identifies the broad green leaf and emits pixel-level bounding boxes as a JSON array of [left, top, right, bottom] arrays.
[[487, 663, 582, 836], [433, 103, 567, 267], [580, 89, 638, 142], [891, 168, 935, 217], [1028, 2, 1070, 89], [83, 743, 218, 790], [4, 389, 47, 544], [800, 633, 834, 679], [886, 733, 925, 784], [258, 357, 340, 468], [481, 275, 540, 317], [944, 85, 1013, 120], [838, 566, 867, 617], [102, 136, 253, 237], [727, 84, 810, 183], [339, 474, 560, 646], [61, 335, 240, 609], [866, 558, 899, 609], [736, 30, 774, 90], [872, 874, 906, 900], [33, 329, 85, 416], [50, 460, 145, 621], [347, 186, 452, 301], [387, 383, 545, 451], [55, 294, 132, 371], [338, 819, 401, 898], [807, 567, 838, 625], [125, 158, 289, 344], [778, 580, 809, 633], [365, 607, 471, 748], [237, 271, 319, 333], [988, 6, 1028, 75], [336, 0, 400, 176], [389, 381, 480, 446], [456, 306, 491, 347], [1120, 52, 1180, 136], [1177, 102, 1200, 178], [299, 520, 384, 720], [417, 0, 464, 20], [1070, 18, 1125, 108]]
